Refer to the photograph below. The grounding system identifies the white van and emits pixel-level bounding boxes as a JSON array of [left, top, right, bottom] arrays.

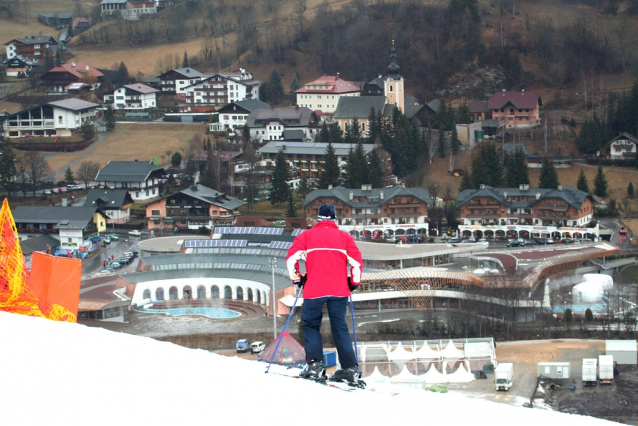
[[250, 341, 265, 354]]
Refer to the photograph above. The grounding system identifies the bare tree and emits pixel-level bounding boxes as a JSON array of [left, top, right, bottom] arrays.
[[22, 151, 51, 196], [76, 160, 100, 189]]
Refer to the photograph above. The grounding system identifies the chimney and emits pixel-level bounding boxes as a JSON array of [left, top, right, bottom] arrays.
[[282, 145, 286, 151], [380, 190, 384, 200], [349, 190, 354, 200], [503, 191, 507, 199], [401, 182, 405, 188], [72, 62, 76, 67], [519, 184, 529, 191], [61, 197, 68, 206], [536, 192, 541, 200], [186, 68, 190, 73], [86, 65, 89, 71], [190, 185, 198, 191], [328, 184, 333, 190], [558, 185, 563, 191], [480, 184, 485, 189]]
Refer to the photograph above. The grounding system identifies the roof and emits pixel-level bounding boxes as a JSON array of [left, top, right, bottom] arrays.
[[487, 90, 541, 110], [258, 142, 376, 157], [145, 75, 160, 83], [457, 185, 593, 210], [19, 234, 60, 256], [404, 95, 420, 106], [217, 99, 269, 114], [282, 129, 305, 141], [83, 189, 133, 209], [606, 340, 637, 351], [426, 99, 441, 112], [5, 36, 56, 46], [38, 13, 72, 18], [179, 184, 245, 210], [104, 83, 158, 95], [72, 17, 92, 26], [171, 67, 202, 78], [403, 104, 423, 120], [608, 132, 638, 145], [100, 0, 128, 4], [469, 101, 490, 113], [65, 82, 90, 91], [13, 206, 105, 228], [479, 119, 500, 128], [333, 96, 386, 119], [295, 75, 361, 94], [247, 107, 317, 128], [502, 143, 529, 156], [44, 62, 104, 79], [46, 98, 100, 111], [2, 55, 38, 66], [303, 184, 431, 209], [95, 160, 164, 183]]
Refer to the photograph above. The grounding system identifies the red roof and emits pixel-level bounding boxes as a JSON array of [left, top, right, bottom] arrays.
[[295, 75, 361, 94], [469, 101, 489, 113], [47, 62, 104, 79], [487, 90, 540, 110]]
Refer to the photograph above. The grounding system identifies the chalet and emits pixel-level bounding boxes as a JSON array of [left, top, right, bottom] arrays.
[[209, 99, 269, 132], [333, 96, 391, 136], [404, 99, 440, 128], [13, 206, 108, 253], [100, 0, 157, 20], [145, 184, 245, 232], [487, 90, 542, 129], [604, 132, 638, 160], [2, 55, 38, 77], [303, 184, 431, 236], [457, 184, 595, 240], [84, 189, 135, 224], [72, 17, 94, 31], [4, 36, 71, 61], [103, 83, 158, 110], [469, 101, 491, 121], [183, 69, 260, 111], [3, 98, 99, 138], [37, 13, 73, 27], [40, 62, 104, 93], [95, 160, 165, 202], [247, 107, 320, 142], [295, 75, 361, 115], [156, 67, 202, 99]]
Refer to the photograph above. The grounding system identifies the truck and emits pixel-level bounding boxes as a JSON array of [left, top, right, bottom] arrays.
[[582, 358, 597, 386], [495, 363, 514, 391], [599, 355, 614, 385]]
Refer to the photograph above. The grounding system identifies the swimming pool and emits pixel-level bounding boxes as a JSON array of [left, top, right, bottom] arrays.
[[137, 307, 241, 319]]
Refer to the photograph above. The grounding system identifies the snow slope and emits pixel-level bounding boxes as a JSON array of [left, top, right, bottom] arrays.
[[0, 311, 614, 425]]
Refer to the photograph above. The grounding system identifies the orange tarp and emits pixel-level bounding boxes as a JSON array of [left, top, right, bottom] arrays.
[[29, 252, 82, 318]]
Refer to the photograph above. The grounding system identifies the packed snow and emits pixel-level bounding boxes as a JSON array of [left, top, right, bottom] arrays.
[[0, 311, 616, 425]]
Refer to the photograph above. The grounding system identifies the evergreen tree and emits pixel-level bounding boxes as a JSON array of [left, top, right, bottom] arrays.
[[576, 167, 590, 193], [594, 163, 608, 197], [345, 118, 362, 144], [505, 146, 529, 187], [367, 149, 385, 188], [105, 105, 116, 131], [367, 107, 382, 143], [286, 187, 297, 217], [628, 182, 635, 198], [577, 116, 613, 154], [298, 176, 312, 198], [182, 50, 189, 68], [456, 100, 472, 124], [438, 130, 446, 158], [261, 69, 285, 105], [289, 73, 300, 104], [538, 156, 560, 189], [318, 142, 341, 188], [116, 61, 129, 85], [80, 121, 96, 140], [171, 152, 182, 167], [450, 125, 461, 155], [343, 142, 369, 187], [0, 139, 17, 197], [459, 170, 472, 191], [64, 167, 75, 183], [270, 149, 290, 205], [200, 167, 216, 189], [470, 142, 502, 188]]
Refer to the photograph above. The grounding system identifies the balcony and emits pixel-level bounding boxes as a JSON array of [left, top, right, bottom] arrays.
[[388, 211, 421, 216], [464, 213, 500, 218]]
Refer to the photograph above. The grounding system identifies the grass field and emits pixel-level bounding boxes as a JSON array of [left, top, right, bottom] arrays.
[[42, 122, 207, 180]]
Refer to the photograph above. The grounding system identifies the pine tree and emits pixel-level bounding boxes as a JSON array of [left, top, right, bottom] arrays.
[[263, 69, 285, 105], [628, 182, 634, 198], [538, 156, 560, 189], [367, 149, 385, 188], [459, 170, 473, 192], [116, 61, 129, 85], [182, 50, 189, 68], [286, 187, 297, 217], [343, 142, 369, 187], [505, 146, 529, 187], [105, 105, 116, 131], [438, 130, 446, 158], [269, 150, 290, 205], [298, 176, 312, 198], [318, 142, 340, 188], [577, 168, 590, 193], [457, 100, 472, 124], [482, 142, 503, 187], [451, 125, 461, 155], [0, 139, 17, 197], [345, 117, 362, 144], [289, 73, 300, 104], [594, 163, 608, 197], [64, 167, 75, 183], [368, 107, 382, 143]]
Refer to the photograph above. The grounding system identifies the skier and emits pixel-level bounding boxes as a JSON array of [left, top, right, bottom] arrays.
[[286, 204, 363, 383]]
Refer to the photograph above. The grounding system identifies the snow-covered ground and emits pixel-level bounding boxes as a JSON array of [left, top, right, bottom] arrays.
[[0, 311, 616, 425]]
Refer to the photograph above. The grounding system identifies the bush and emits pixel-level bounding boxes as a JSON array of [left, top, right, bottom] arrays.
[[585, 308, 593, 321]]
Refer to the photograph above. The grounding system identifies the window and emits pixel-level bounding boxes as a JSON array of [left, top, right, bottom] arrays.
[[389, 85, 393, 91], [136, 192, 140, 197], [151, 209, 161, 215]]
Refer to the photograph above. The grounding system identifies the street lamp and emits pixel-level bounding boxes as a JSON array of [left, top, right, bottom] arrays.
[[269, 257, 277, 339]]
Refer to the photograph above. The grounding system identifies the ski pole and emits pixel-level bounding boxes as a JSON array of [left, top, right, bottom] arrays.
[[349, 295, 360, 371], [265, 285, 302, 374]]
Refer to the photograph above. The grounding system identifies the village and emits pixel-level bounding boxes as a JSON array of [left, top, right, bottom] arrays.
[[2, 0, 638, 424]]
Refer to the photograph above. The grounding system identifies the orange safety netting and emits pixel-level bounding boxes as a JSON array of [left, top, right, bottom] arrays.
[[0, 199, 77, 322]]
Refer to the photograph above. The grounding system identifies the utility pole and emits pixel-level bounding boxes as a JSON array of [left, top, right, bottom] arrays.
[[270, 257, 277, 339]]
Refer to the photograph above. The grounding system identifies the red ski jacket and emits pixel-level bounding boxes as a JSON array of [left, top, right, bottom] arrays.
[[286, 221, 363, 299]]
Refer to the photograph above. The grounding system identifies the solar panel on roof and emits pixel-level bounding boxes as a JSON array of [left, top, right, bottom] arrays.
[[184, 239, 247, 248], [254, 227, 284, 235], [269, 241, 292, 249], [291, 229, 305, 236], [214, 227, 232, 234]]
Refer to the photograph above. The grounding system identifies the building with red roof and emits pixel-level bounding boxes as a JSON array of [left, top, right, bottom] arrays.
[[487, 89, 541, 129], [40, 62, 105, 94], [296, 75, 361, 114]]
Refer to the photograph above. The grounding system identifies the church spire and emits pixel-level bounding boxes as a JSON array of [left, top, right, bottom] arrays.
[[387, 41, 401, 78]]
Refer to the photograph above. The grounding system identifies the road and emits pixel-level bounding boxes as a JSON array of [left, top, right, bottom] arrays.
[[81, 231, 143, 277]]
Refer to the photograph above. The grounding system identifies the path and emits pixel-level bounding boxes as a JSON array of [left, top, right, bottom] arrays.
[[44, 131, 108, 179]]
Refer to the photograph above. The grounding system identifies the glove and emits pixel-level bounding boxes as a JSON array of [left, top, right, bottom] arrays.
[[295, 274, 307, 289], [348, 276, 358, 292]]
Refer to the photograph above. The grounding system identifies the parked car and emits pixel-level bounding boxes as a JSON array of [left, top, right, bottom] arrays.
[[448, 237, 462, 244], [460, 239, 476, 243], [619, 227, 628, 235], [109, 262, 121, 269], [44, 189, 52, 195], [109, 235, 119, 241], [129, 230, 142, 236], [506, 239, 523, 247], [561, 238, 574, 244], [250, 341, 266, 354], [478, 237, 487, 243], [103, 237, 111, 244], [523, 239, 536, 246], [535, 238, 547, 245], [124, 251, 138, 258], [546, 238, 554, 244], [385, 236, 397, 243], [51, 188, 60, 194]]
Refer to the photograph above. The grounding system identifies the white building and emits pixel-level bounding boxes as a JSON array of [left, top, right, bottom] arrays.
[[100, 0, 157, 20], [295, 75, 361, 114], [94, 160, 165, 202], [247, 107, 320, 143], [103, 83, 158, 110], [3, 98, 99, 138], [184, 69, 260, 107], [209, 99, 269, 132]]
